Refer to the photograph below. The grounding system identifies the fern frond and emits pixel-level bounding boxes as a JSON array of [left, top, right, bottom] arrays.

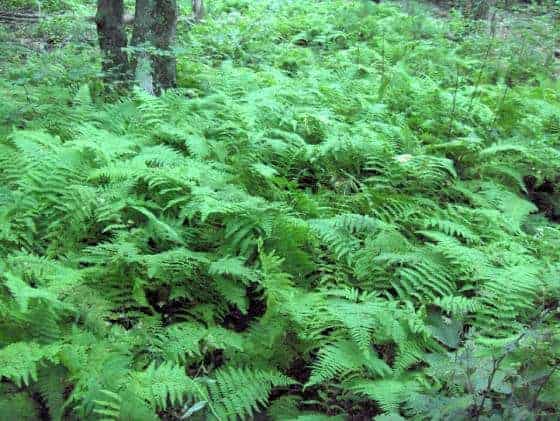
[[0, 342, 60, 387], [153, 323, 206, 364], [434, 295, 481, 317], [348, 378, 419, 413], [475, 264, 542, 336], [129, 362, 201, 411], [208, 366, 296, 420], [306, 340, 391, 387]]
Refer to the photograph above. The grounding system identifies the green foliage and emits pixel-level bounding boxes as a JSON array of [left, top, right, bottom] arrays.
[[208, 367, 296, 419], [1, 0, 560, 419]]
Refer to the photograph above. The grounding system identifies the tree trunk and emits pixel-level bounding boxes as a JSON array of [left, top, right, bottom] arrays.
[[153, 0, 178, 93], [461, 0, 491, 20], [131, 0, 177, 95], [96, 0, 130, 88], [192, 0, 204, 22], [131, 0, 156, 94]]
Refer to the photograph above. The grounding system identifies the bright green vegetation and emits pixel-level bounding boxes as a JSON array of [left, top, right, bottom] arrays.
[[1, 0, 560, 419]]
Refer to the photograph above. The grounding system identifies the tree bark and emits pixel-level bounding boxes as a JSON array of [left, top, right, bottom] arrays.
[[131, 0, 156, 94], [192, 0, 204, 22], [96, 0, 130, 88], [152, 0, 178, 93], [131, 0, 177, 95], [461, 0, 491, 20]]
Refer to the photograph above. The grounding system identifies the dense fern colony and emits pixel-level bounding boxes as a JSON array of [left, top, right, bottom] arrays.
[[1, 0, 560, 419]]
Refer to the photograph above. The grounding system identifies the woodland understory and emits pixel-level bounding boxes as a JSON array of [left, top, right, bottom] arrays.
[[1, 0, 560, 420]]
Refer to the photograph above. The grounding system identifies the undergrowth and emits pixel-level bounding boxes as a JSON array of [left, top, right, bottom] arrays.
[[1, 0, 560, 419]]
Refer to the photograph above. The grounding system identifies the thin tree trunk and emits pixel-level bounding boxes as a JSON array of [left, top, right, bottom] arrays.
[[131, 0, 156, 94], [96, 0, 130, 88], [152, 0, 178, 93], [131, 0, 177, 95], [192, 0, 204, 22]]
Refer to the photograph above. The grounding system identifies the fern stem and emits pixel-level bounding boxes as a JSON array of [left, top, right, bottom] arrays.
[[490, 82, 509, 128], [193, 382, 222, 421], [381, 32, 385, 79], [490, 31, 529, 129], [447, 64, 461, 137], [467, 29, 496, 113]]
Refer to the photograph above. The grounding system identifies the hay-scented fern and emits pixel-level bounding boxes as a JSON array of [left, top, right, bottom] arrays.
[[1, 0, 560, 419]]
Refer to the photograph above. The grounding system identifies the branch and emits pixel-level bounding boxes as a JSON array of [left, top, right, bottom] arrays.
[[0, 11, 41, 18], [0, 12, 42, 22], [531, 363, 559, 410], [474, 354, 506, 421], [474, 330, 529, 420]]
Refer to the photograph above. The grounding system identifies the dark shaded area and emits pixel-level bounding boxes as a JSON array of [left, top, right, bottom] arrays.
[[286, 356, 312, 384], [222, 284, 267, 332], [525, 175, 560, 222]]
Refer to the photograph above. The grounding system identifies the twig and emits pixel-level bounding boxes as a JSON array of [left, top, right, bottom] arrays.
[[472, 308, 553, 419], [0, 13, 42, 22], [464, 342, 476, 396], [474, 353, 506, 420], [474, 331, 529, 420], [490, 31, 529, 128], [531, 363, 559, 410]]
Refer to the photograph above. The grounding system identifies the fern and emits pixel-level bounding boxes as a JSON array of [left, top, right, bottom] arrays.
[[0, 342, 60, 387], [348, 378, 420, 414], [0, 0, 559, 419], [152, 323, 206, 363], [475, 264, 542, 336], [307, 340, 391, 387], [129, 362, 201, 411], [34, 364, 68, 421], [207, 367, 296, 420], [434, 295, 481, 317]]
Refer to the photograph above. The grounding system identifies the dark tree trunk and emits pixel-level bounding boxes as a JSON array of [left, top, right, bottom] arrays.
[[96, 0, 177, 95], [96, 0, 130, 88], [152, 0, 178, 93]]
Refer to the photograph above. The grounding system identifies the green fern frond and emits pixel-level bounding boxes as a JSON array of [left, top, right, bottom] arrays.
[[153, 323, 206, 364], [129, 362, 201, 411], [348, 378, 419, 413], [0, 391, 40, 421], [0, 342, 60, 387], [434, 295, 481, 317], [209, 256, 258, 283], [422, 218, 480, 244], [307, 340, 391, 387], [209, 366, 296, 420], [3, 272, 65, 313], [475, 264, 542, 336], [34, 364, 68, 421]]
